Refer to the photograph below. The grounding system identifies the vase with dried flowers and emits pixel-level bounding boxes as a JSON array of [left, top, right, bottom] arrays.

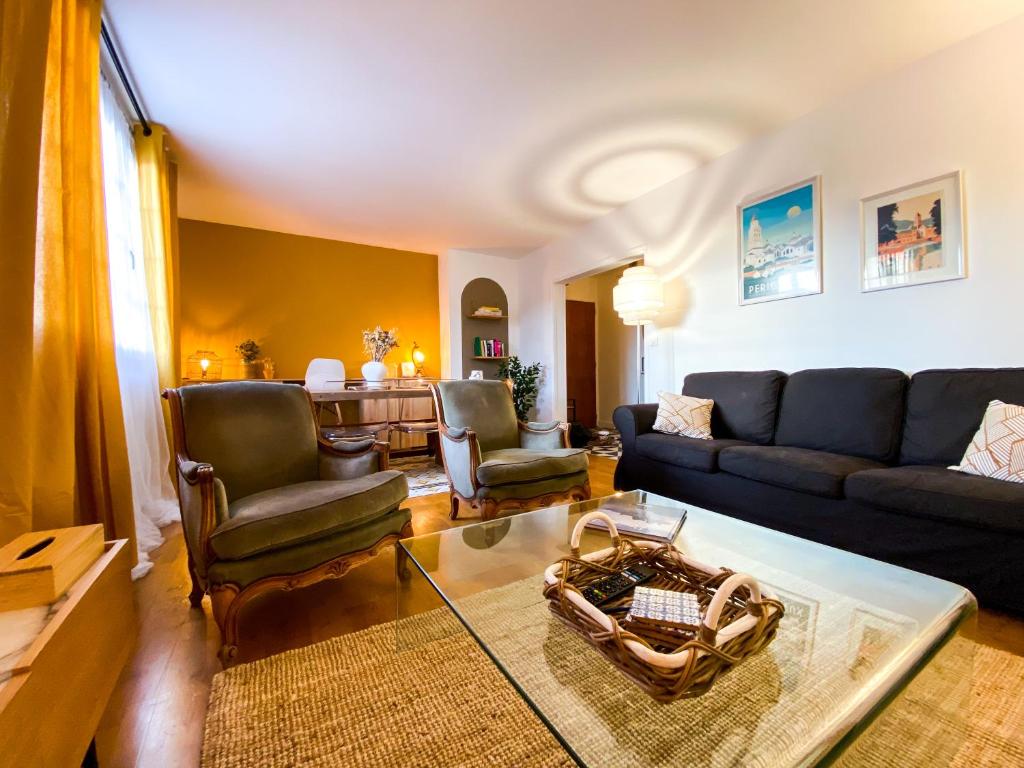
[[235, 338, 261, 379], [361, 326, 398, 387]]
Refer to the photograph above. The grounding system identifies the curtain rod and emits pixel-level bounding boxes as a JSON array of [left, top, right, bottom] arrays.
[[100, 20, 152, 137]]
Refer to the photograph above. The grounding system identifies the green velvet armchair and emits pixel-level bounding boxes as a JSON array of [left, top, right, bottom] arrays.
[[429, 380, 590, 521], [164, 381, 412, 665]]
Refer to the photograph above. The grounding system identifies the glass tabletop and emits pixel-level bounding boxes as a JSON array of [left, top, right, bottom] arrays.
[[396, 491, 975, 767]]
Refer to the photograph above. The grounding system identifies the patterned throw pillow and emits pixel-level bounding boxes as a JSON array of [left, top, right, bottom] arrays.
[[652, 392, 714, 440], [949, 400, 1024, 483]]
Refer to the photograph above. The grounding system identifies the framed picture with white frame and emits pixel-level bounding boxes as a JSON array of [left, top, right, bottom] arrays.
[[737, 176, 823, 305], [860, 171, 966, 293]]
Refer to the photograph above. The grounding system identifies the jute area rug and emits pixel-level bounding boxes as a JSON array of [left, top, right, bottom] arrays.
[[203, 592, 1024, 768]]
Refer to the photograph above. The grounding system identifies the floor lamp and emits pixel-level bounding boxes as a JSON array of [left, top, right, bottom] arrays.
[[612, 265, 664, 404]]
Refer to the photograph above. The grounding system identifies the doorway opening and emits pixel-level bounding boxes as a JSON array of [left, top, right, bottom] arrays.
[[563, 261, 642, 448]]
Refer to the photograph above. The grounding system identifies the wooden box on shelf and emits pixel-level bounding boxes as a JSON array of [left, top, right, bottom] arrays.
[[0, 525, 104, 611]]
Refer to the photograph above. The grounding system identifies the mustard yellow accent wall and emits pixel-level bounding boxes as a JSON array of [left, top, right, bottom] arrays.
[[178, 219, 440, 380]]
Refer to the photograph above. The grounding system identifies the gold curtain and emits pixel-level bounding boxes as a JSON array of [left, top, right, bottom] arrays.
[[135, 123, 180, 395], [0, 0, 53, 540], [0, 0, 137, 560]]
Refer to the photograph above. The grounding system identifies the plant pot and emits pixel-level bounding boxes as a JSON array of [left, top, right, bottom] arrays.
[[239, 360, 259, 379], [361, 360, 388, 388]]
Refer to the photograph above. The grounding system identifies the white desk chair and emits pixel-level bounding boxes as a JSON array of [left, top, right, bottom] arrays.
[[305, 358, 347, 428], [304, 358, 346, 393]]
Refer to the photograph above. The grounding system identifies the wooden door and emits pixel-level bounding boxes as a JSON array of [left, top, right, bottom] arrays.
[[565, 300, 597, 427]]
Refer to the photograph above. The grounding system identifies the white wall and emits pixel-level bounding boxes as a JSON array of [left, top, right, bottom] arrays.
[[438, 248, 521, 378], [517, 17, 1024, 421]]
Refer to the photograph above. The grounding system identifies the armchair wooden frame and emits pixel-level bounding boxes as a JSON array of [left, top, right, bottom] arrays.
[[163, 386, 413, 666], [429, 380, 590, 523]]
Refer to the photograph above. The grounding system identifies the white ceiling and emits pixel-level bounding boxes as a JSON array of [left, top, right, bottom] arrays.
[[105, 0, 1023, 256]]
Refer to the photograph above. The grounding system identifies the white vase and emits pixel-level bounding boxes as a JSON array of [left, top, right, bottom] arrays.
[[361, 360, 388, 388]]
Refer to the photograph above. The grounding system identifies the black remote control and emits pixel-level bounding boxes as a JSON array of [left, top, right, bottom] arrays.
[[580, 564, 656, 606]]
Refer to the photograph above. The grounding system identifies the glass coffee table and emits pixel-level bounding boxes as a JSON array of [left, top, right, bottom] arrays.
[[396, 491, 975, 767]]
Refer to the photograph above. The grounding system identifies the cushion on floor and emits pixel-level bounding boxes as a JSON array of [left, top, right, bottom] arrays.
[[636, 433, 752, 473], [845, 465, 1024, 535], [476, 448, 588, 486], [718, 445, 886, 498], [210, 471, 408, 560]]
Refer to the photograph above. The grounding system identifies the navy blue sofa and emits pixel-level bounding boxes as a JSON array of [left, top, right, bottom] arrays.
[[613, 368, 1024, 613]]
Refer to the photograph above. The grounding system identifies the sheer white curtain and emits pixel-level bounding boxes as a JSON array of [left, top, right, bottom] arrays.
[[99, 75, 178, 578]]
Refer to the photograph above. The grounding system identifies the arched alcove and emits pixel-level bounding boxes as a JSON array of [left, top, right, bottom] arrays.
[[460, 278, 509, 379]]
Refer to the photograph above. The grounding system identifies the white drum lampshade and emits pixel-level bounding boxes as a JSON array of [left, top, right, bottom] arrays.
[[612, 265, 664, 325]]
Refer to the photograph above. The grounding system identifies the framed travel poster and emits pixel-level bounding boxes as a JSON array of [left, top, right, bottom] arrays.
[[861, 171, 965, 292], [738, 176, 822, 305]]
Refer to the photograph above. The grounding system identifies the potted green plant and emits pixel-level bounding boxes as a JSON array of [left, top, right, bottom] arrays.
[[235, 339, 261, 379], [497, 356, 543, 421]]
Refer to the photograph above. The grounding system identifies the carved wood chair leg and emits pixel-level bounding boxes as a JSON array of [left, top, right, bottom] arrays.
[[449, 494, 459, 520], [186, 553, 205, 608], [480, 499, 498, 522], [210, 585, 242, 667]]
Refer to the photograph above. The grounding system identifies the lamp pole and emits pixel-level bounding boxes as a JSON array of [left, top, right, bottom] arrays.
[[612, 265, 663, 405]]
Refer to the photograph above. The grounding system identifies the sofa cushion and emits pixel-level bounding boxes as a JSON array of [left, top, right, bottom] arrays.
[[636, 433, 752, 473], [719, 446, 886, 498], [774, 368, 907, 462], [949, 400, 1024, 483], [900, 368, 1024, 466], [682, 370, 787, 444], [210, 471, 408, 560], [207, 507, 412, 589], [652, 391, 713, 439], [846, 465, 1024, 535], [476, 448, 588, 486], [179, 381, 320, 503], [435, 379, 520, 453]]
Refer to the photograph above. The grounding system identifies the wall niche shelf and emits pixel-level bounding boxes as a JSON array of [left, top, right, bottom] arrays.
[[461, 278, 510, 380]]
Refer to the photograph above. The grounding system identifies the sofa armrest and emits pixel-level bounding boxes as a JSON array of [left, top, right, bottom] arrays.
[[613, 404, 659, 453], [518, 420, 569, 450], [438, 425, 481, 498], [318, 437, 390, 479], [175, 456, 225, 573]]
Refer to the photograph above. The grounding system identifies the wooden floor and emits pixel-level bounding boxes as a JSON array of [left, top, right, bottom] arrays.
[[94, 455, 1023, 767]]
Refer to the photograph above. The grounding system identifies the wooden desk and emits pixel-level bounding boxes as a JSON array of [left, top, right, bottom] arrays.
[[0, 539, 135, 766], [309, 387, 432, 402]]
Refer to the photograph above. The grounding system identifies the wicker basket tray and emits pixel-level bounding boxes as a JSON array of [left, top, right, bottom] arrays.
[[542, 511, 784, 702]]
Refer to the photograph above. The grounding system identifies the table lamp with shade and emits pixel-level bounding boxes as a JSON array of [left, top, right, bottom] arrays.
[[612, 265, 663, 402], [411, 341, 426, 377]]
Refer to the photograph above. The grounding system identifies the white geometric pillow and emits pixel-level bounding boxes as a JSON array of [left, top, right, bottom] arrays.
[[653, 392, 714, 440], [949, 400, 1024, 483]]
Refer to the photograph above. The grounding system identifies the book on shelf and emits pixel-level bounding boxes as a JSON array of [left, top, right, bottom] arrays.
[[473, 306, 503, 317], [586, 497, 688, 542], [472, 337, 507, 358]]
